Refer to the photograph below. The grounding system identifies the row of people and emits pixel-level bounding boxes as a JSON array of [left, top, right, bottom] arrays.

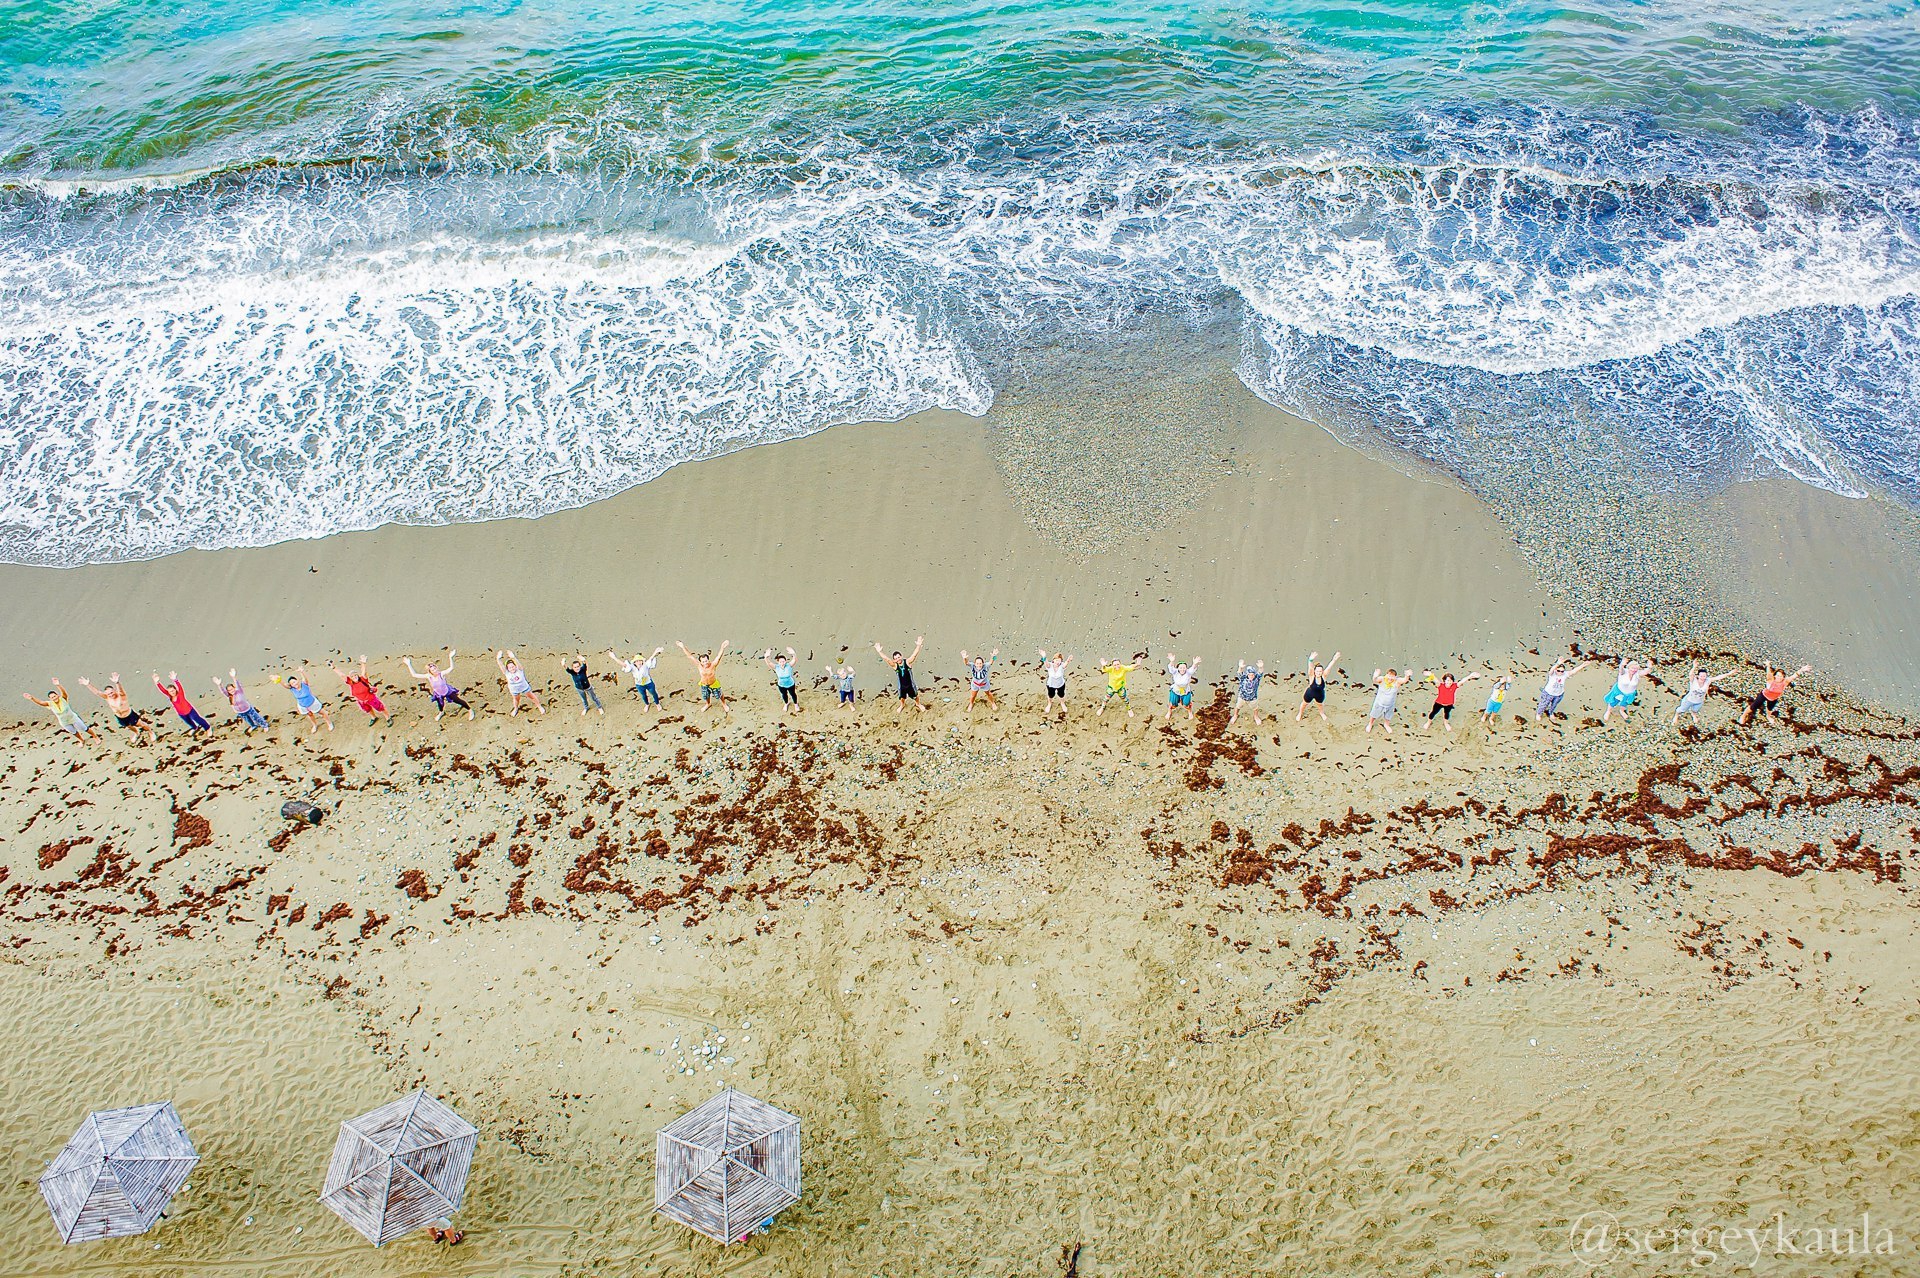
[[22, 641, 1814, 744]]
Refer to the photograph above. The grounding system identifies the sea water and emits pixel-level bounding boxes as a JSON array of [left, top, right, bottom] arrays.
[[1, 0, 1916, 563]]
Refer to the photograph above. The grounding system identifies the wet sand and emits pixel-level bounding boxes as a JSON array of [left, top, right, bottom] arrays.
[[0, 386, 1559, 695]]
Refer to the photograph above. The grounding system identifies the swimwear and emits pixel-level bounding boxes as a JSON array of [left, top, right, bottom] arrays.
[[1303, 679, 1326, 704], [897, 668, 917, 699], [116, 711, 143, 728], [703, 685, 724, 703]]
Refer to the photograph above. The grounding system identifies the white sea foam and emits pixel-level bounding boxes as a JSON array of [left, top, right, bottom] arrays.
[[2, 118, 1917, 562]]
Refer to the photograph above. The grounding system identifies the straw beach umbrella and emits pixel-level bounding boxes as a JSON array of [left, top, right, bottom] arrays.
[[656, 1088, 802, 1244], [38, 1102, 199, 1244], [319, 1090, 477, 1246]]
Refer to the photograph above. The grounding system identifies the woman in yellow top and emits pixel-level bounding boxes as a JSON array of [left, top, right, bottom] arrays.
[[1096, 658, 1137, 720], [23, 678, 99, 744]]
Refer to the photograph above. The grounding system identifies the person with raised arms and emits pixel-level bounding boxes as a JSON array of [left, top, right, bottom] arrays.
[[23, 679, 99, 745], [612, 646, 665, 708], [333, 656, 396, 727], [77, 673, 157, 745], [1600, 656, 1653, 725], [1668, 661, 1729, 727], [764, 646, 801, 715], [273, 664, 333, 734], [875, 636, 927, 715], [1739, 661, 1813, 727], [154, 670, 213, 737], [404, 649, 475, 721], [1037, 649, 1073, 720], [1366, 667, 1412, 735], [1097, 657, 1138, 720], [960, 648, 1000, 713], [827, 658, 858, 712], [215, 670, 271, 734], [1421, 669, 1481, 734], [1478, 674, 1513, 732], [495, 650, 547, 717], [1164, 653, 1201, 725], [678, 640, 731, 716], [1295, 651, 1338, 723], [565, 654, 606, 717], [1229, 659, 1266, 729], [1536, 658, 1590, 720]]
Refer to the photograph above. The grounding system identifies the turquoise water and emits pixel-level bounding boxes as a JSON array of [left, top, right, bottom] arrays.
[[1, 1, 1917, 561]]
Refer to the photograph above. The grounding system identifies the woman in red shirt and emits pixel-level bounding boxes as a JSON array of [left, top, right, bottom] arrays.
[[333, 656, 395, 726], [153, 670, 212, 735], [1422, 669, 1480, 734]]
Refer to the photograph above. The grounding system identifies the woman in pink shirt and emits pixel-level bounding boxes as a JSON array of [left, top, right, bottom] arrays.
[[153, 670, 212, 735]]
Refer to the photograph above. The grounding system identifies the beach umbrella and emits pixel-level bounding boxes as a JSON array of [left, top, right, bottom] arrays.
[[38, 1102, 199, 1244], [319, 1090, 477, 1246], [655, 1088, 802, 1244]]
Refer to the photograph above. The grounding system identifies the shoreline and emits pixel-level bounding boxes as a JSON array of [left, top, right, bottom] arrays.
[[0, 385, 1568, 707]]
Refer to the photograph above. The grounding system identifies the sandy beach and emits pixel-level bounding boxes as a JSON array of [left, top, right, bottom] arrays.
[[2, 384, 1917, 1275]]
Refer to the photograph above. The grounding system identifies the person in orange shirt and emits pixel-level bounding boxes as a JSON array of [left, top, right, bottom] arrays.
[[1739, 661, 1812, 726]]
